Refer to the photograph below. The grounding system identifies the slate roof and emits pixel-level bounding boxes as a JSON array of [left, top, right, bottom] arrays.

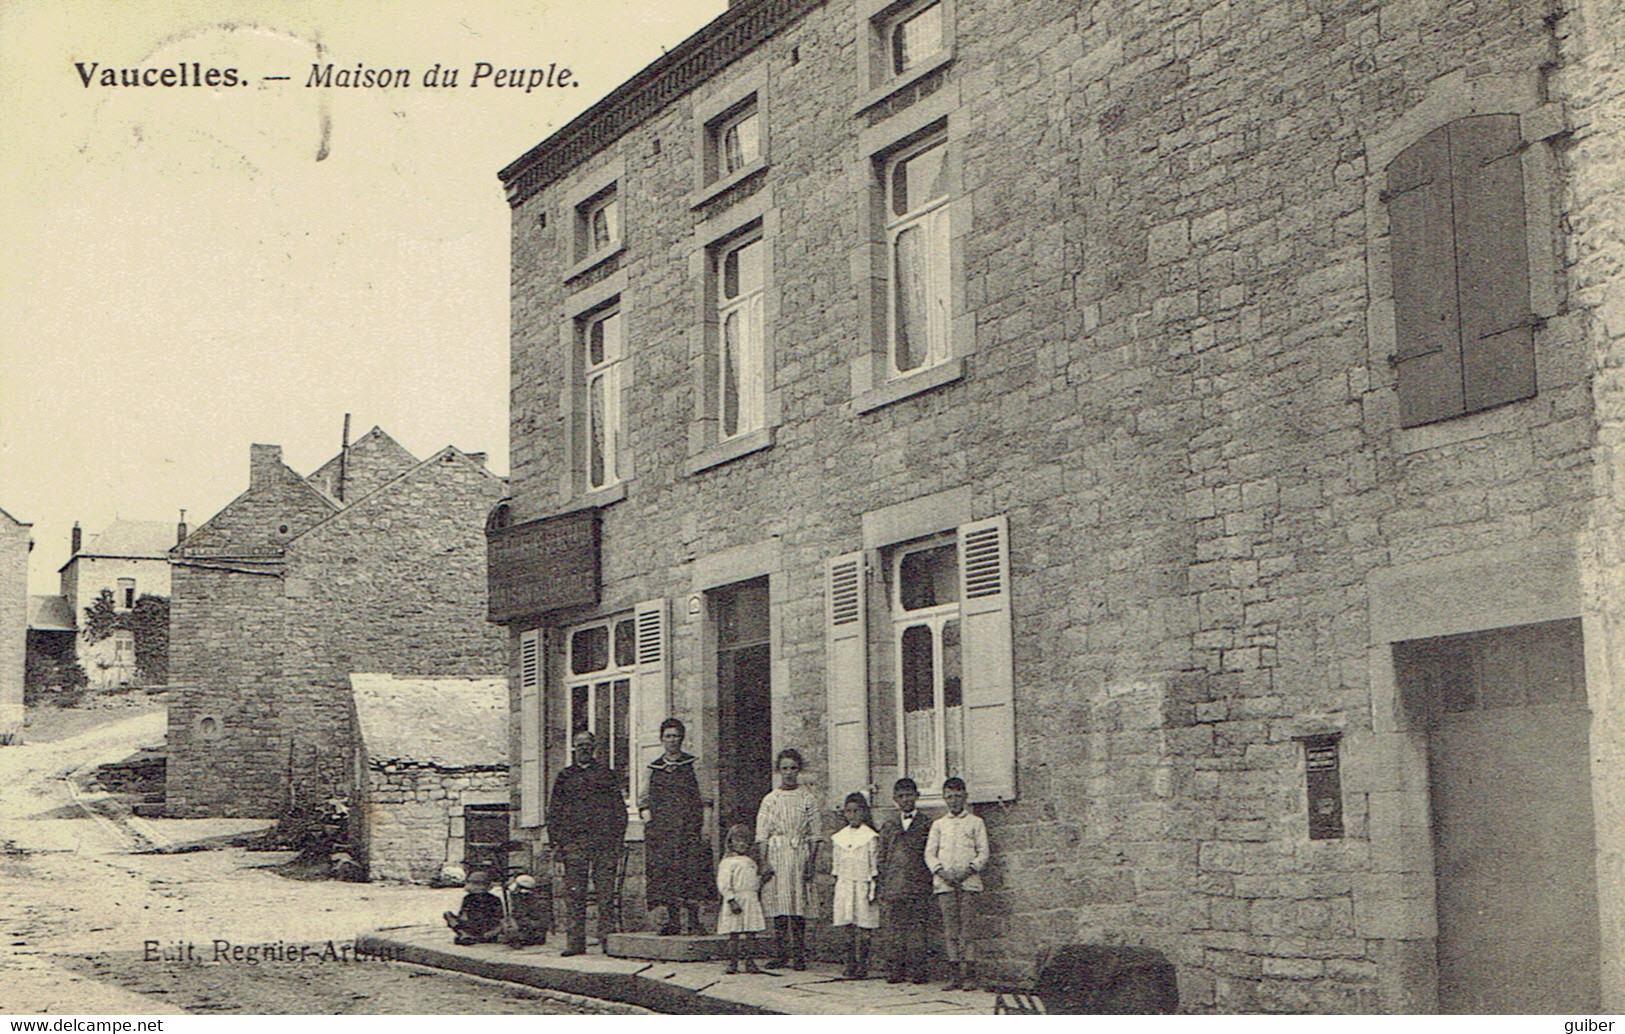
[[28, 595, 75, 631], [78, 520, 175, 558], [350, 673, 508, 770]]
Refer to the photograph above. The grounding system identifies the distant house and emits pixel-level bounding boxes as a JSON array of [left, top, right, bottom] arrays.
[[165, 427, 509, 818], [350, 672, 509, 883], [49, 518, 180, 689], [0, 507, 30, 741]]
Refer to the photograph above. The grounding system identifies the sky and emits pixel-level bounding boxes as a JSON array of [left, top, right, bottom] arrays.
[[0, 0, 725, 591]]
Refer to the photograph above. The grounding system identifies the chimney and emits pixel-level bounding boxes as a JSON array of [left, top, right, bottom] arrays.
[[250, 444, 283, 489], [337, 413, 351, 503], [176, 508, 188, 546], [70, 522, 81, 555]]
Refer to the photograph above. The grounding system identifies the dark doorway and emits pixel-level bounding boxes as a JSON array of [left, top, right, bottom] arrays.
[[713, 577, 773, 836], [463, 803, 511, 878], [1395, 618, 1600, 1013]]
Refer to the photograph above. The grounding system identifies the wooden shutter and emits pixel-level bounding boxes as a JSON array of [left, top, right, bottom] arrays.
[[1388, 126, 1465, 427], [825, 552, 869, 809], [517, 628, 543, 827], [1451, 114, 1536, 414], [632, 599, 671, 806], [957, 516, 1016, 803]]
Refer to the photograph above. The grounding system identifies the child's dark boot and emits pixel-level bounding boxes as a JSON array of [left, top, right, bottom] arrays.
[[765, 916, 789, 969], [855, 938, 870, 979], [790, 916, 807, 970]]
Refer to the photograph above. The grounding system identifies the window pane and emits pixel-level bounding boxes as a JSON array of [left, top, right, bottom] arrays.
[[723, 247, 740, 300], [893, 226, 925, 372], [722, 311, 741, 438], [613, 679, 631, 792], [590, 197, 618, 251], [723, 111, 759, 174], [571, 684, 590, 734], [588, 374, 607, 488], [893, 141, 946, 219], [892, 2, 942, 75], [942, 619, 962, 708], [900, 543, 958, 610], [588, 311, 620, 365], [734, 239, 762, 296], [571, 626, 609, 674], [594, 680, 611, 748], [589, 319, 605, 366], [902, 624, 935, 713], [614, 618, 636, 667]]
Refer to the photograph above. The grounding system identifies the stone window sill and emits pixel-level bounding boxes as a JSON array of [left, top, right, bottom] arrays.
[[854, 358, 963, 414], [688, 158, 769, 210], [555, 481, 627, 516], [853, 50, 953, 117], [685, 427, 774, 475], [563, 243, 624, 283]]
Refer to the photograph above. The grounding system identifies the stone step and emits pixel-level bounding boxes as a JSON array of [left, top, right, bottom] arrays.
[[605, 931, 777, 961]]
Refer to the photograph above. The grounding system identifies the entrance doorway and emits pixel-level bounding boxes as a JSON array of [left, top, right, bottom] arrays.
[[713, 577, 773, 835], [1394, 618, 1601, 1012]]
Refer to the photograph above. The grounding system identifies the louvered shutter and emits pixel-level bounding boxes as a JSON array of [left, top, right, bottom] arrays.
[[825, 552, 869, 809], [1450, 114, 1536, 414], [1388, 126, 1466, 427], [957, 516, 1016, 803], [632, 599, 671, 808], [518, 628, 543, 828]]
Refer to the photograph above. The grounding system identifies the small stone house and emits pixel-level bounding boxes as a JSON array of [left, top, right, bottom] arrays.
[[51, 519, 178, 689], [166, 427, 509, 818], [350, 673, 510, 883], [0, 507, 30, 741]]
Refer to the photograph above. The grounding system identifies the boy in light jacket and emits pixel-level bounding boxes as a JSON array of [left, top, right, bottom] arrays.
[[923, 776, 989, 990]]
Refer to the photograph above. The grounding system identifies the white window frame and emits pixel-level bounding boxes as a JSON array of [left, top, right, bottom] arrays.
[[562, 158, 625, 281], [885, 133, 952, 380], [889, 534, 963, 804], [564, 613, 639, 817], [581, 303, 624, 492], [856, 0, 955, 115], [690, 66, 770, 209], [716, 232, 766, 442], [718, 103, 760, 179], [118, 578, 136, 610]]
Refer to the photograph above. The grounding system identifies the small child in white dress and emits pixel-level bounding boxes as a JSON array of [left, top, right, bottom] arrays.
[[830, 791, 880, 979], [716, 824, 767, 974]]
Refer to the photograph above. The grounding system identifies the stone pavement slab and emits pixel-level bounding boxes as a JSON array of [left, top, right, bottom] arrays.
[[358, 924, 997, 1015]]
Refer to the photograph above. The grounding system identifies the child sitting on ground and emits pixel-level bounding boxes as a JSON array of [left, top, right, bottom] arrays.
[[443, 870, 505, 945], [716, 824, 767, 974], [830, 791, 880, 979], [502, 873, 550, 947]]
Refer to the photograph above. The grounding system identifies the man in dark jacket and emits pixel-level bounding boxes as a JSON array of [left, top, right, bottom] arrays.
[[876, 777, 936, 983], [548, 730, 628, 955]]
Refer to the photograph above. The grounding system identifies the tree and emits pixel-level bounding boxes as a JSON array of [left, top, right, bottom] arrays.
[[24, 642, 88, 707], [81, 588, 170, 686]]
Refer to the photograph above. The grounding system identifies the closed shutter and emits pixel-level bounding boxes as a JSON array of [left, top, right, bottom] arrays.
[[1388, 125, 1465, 427], [825, 552, 869, 809], [957, 516, 1016, 803], [632, 599, 670, 807], [518, 628, 543, 828], [1451, 114, 1536, 413]]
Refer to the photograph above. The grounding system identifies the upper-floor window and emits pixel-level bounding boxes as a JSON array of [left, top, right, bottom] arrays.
[[891, 2, 943, 76], [576, 186, 621, 264], [886, 134, 951, 377], [718, 103, 760, 178], [118, 578, 136, 610], [1386, 114, 1536, 427], [717, 234, 766, 440], [581, 304, 624, 490]]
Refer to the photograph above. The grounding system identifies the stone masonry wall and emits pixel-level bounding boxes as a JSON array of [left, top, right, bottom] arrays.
[[504, 0, 1609, 1011], [0, 515, 29, 741], [281, 451, 510, 802], [364, 764, 508, 884]]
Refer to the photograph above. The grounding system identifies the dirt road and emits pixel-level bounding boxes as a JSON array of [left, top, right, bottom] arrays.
[[0, 707, 615, 1015]]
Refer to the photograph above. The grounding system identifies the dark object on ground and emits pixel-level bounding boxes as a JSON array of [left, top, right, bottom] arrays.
[[995, 945, 1178, 1014]]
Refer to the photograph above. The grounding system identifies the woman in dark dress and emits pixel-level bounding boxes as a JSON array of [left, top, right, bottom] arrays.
[[640, 717, 715, 934]]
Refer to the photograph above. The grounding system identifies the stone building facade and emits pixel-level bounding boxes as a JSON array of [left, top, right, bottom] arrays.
[[54, 519, 178, 689], [0, 507, 30, 741], [166, 428, 509, 817], [492, 0, 1624, 1013]]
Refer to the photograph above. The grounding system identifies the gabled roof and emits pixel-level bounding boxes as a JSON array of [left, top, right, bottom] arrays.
[[0, 506, 30, 528], [292, 446, 505, 546], [28, 595, 75, 631], [350, 673, 508, 769], [307, 427, 419, 505]]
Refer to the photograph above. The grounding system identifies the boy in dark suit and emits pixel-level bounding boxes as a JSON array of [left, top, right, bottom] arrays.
[[875, 777, 935, 983]]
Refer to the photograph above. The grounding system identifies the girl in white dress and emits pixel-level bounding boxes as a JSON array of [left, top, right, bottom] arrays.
[[830, 791, 881, 979], [754, 747, 821, 970], [716, 824, 766, 974]]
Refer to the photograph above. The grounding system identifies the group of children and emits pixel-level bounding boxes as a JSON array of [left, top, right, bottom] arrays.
[[718, 775, 990, 989], [444, 775, 990, 990]]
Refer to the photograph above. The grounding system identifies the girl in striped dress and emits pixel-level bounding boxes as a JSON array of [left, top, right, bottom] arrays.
[[754, 747, 821, 970]]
